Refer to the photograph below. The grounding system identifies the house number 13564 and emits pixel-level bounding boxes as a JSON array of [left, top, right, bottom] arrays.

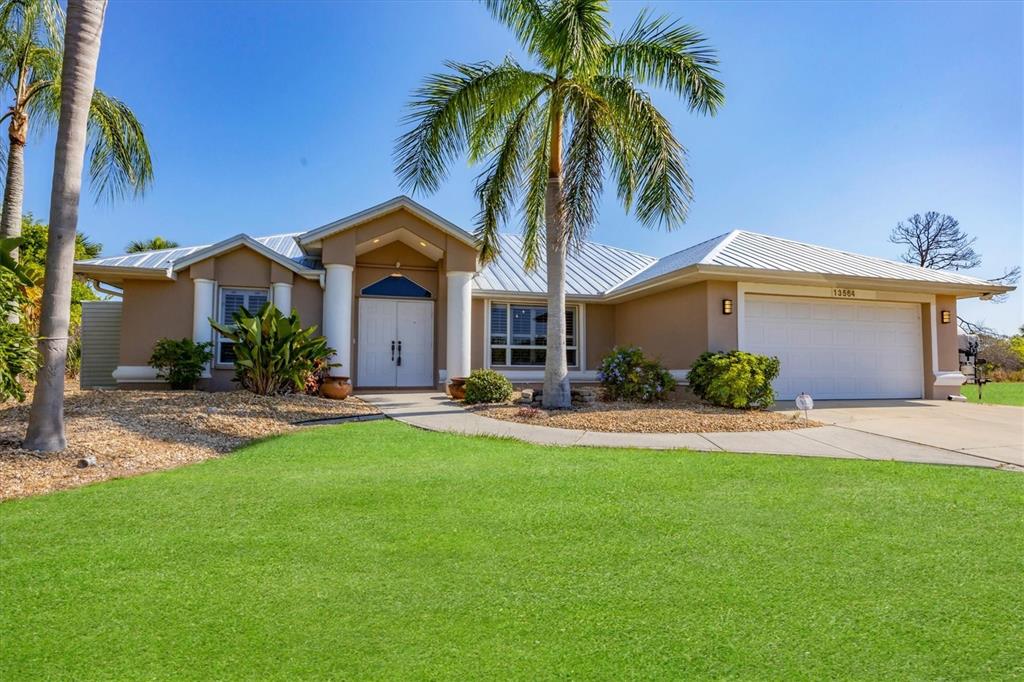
[[832, 288, 856, 298]]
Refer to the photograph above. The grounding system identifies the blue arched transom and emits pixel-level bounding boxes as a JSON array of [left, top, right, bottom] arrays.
[[360, 275, 432, 298]]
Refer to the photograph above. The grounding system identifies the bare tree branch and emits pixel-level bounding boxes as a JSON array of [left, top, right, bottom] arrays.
[[889, 212, 981, 270]]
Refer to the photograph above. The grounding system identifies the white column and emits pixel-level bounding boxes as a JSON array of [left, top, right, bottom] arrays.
[[446, 271, 473, 384], [192, 278, 216, 378], [272, 282, 293, 315], [322, 264, 353, 377]]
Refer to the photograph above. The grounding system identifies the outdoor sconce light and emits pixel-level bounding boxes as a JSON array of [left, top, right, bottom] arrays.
[[941, 310, 951, 324], [723, 299, 734, 315]]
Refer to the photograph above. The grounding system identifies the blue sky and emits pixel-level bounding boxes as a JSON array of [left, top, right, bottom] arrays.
[[18, 1, 1023, 333]]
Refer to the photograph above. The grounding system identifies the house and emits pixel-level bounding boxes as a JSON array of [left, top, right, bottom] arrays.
[[74, 196, 1014, 400]]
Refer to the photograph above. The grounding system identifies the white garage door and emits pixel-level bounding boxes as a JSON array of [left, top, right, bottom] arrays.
[[744, 295, 923, 400]]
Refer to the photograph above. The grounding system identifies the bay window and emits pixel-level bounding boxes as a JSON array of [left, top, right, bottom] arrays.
[[488, 302, 578, 367], [216, 287, 268, 365]]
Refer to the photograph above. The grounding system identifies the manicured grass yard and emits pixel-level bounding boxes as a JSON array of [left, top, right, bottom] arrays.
[[961, 381, 1024, 406], [2, 421, 1022, 679]]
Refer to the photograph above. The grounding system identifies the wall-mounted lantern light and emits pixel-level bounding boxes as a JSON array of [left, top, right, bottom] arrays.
[[723, 299, 734, 315], [941, 310, 951, 324]]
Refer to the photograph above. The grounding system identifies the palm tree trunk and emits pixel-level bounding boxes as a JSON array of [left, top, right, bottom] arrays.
[[24, 0, 108, 452], [542, 94, 571, 409], [2, 118, 28, 324], [1, 122, 27, 249]]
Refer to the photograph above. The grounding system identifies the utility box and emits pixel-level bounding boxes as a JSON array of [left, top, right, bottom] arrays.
[[80, 300, 122, 389]]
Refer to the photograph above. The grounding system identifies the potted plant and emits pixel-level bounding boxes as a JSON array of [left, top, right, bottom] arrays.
[[320, 376, 352, 400], [448, 376, 467, 400]]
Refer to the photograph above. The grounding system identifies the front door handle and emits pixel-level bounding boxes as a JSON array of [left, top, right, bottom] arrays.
[[391, 340, 395, 361], [397, 340, 402, 366]]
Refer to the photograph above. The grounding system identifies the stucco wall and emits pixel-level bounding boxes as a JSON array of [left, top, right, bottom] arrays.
[[613, 282, 709, 368], [213, 248, 272, 288], [705, 280, 739, 352], [935, 295, 959, 372], [585, 304, 616, 368], [119, 277, 193, 365]]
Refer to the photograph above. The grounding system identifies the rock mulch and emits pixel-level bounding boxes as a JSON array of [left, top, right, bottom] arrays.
[[0, 381, 379, 501], [469, 388, 816, 434]]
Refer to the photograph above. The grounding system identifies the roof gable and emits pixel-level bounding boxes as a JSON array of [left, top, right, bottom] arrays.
[[296, 195, 477, 248]]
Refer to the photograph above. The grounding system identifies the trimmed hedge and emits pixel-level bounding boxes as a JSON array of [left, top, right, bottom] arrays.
[[463, 369, 514, 404], [688, 350, 780, 409]]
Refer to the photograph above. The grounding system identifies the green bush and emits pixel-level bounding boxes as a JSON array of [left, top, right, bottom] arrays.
[[0, 273, 39, 402], [149, 338, 213, 390], [463, 369, 513, 404], [688, 351, 780, 409], [597, 346, 676, 402], [210, 303, 337, 395]]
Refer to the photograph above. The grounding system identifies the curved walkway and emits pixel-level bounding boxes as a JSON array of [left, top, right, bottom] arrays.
[[358, 393, 1022, 470]]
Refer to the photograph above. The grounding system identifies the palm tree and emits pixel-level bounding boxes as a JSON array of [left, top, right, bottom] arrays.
[[395, 0, 723, 408], [24, 0, 107, 452], [0, 0, 151, 259], [125, 235, 178, 253]]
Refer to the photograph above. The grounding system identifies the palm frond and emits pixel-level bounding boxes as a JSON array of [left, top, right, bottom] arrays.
[[519, 103, 551, 271], [87, 89, 154, 202], [595, 75, 691, 230], [544, 0, 610, 76], [482, 0, 549, 59], [473, 92, 542, 264], [605, 9, 724, 115], [394, 60, 542, 194], [467, 60, 551, 163], [562, 81, 604, 246]]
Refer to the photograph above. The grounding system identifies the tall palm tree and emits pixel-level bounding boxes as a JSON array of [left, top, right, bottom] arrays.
[[24, 0, 107, 452], [395, 0, 723, 408], [0, 0, 151, 259], [125, 235, 178, 253]]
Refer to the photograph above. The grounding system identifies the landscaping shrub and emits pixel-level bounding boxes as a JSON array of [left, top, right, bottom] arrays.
[[0, 273, 39, 402], [463, 369, 513, 404], [688, 350, 780, 409], [149, 338, 214, 390], [210, 303, 337, 395], [304, 356, 333, 395], [0, 313, 39, 403], [597, 346, 676, 402]]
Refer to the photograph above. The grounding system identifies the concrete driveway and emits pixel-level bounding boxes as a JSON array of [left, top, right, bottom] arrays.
[[775, 399, 1024, 467]]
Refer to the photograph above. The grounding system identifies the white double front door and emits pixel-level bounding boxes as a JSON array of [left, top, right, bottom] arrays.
[[357, 298, 433, 387]]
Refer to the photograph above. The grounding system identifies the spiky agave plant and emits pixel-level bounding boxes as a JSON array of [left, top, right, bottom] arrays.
[[394, 0, 723, 408]]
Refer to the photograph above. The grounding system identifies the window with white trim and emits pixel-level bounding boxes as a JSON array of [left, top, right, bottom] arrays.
[[489, 302, 577, 367], [216, 287, 269, 365]]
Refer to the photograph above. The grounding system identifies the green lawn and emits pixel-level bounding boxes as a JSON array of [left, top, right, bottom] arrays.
[[961, 381, 1024, 406], [2, 421, 1022, 679]]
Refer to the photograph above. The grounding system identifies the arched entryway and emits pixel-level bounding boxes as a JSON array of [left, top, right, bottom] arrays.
[[357, 275, 434, 388]]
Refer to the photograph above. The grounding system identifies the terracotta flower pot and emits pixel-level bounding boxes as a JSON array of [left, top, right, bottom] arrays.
[[320, 377, 352, 400], [448, 377, 467, 400]]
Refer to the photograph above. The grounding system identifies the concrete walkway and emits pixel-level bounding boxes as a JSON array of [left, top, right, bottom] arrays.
[[358, 393, 1022, 470]]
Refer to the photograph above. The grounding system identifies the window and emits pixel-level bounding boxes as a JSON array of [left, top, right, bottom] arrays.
[[216, 288, 268, 365], [489, 302, 577, 367], [361, 275, 431, 298]]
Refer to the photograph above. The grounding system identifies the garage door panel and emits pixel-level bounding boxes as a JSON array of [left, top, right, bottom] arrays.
[[744, 294, 923, 400]]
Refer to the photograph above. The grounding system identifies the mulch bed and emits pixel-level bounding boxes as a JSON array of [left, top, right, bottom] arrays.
[[0, 381, 379, 501], [469, 390, 817, 434]]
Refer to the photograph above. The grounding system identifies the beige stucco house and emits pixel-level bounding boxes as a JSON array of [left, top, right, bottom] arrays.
[[74, 196, 1013, 400]]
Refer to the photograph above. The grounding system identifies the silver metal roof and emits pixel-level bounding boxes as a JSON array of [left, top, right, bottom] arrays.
[[613, 230, 1000, 291], [473, 233, 657, 297], [710, 231, 995, 285], [77, 233, 320, 271], [77, 226, 1003, 295]]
